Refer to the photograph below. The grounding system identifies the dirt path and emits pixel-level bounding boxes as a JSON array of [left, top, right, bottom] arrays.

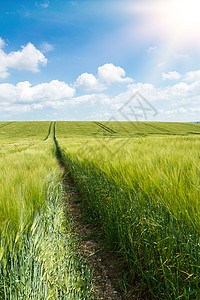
[[62, 173, 143, 300]]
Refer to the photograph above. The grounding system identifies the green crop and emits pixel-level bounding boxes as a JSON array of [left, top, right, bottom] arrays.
[[2, 120, 200, 299], [55, 121, 200, 299], [0, 122, 94, 299]]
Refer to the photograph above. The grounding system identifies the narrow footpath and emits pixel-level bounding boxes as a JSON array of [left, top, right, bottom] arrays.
[[61, 172, 141, 300], [53, 122, 145, 299]]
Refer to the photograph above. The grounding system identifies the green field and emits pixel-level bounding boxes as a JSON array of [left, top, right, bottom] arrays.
[[1, 121, 200, 299], [0, 122, 93, 299], [55, 121, 200, 138]]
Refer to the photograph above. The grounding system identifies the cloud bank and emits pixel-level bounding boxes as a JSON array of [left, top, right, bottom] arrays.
[[0, 80, 75, 113], [0, 45, 200, 122], [1, 69, 200, 120]]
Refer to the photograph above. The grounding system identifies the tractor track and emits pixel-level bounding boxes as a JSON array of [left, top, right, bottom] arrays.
[[94, 122, 117, 134]]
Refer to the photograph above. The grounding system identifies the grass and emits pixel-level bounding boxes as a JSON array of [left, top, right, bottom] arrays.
[[0, 122, 94, 299], [2, 120, 200, 299], [0, 121, 51, 142], [0, 179, 94, 299], [55, 121, 200, 299], [0, 139, 59, 232], [56, 121, 200, 138]]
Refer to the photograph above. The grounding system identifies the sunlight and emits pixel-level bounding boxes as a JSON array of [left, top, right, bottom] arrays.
[[167, 0, 200, 32], [125, 0, 200, 48]]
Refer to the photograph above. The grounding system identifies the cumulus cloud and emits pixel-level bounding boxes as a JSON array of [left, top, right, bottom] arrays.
[[184, 70, 200, 82], [0, 80, 75, 114], [162, 71, 182, 80], [98, 63, 133, 84], [113, 80, 200, 108], [72, 77, 200, 121], [1, 76, 200, 121], [162, 69, 200, 83], [74, 73, 105, 91], [2, 57, 200, 121], [75, 63, 133, 91], [73, 93, 110, 105], [0, 39, 47, 78]]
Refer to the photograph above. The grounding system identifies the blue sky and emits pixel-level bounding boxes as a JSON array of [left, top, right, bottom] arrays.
[[1, 0, 200, 121]]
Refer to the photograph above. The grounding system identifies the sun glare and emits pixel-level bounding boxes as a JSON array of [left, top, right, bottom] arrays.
[[127, 0, 200, 48], [167, 0, 200, 31]]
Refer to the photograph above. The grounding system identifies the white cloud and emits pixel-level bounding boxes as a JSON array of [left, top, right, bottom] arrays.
[[40, 42, 54, 53], [184, 70, 200, 82], [0, 39, 47, 78], [41, 1, 49, 8], [0, 80, 75, 113], [74, 63, 133, 91], [147, 46, 157, 53], [7, 43, 47, 72], [73, 93, 110, 105], [114, 80, 200, 108], [174, 53, 189, 60], [162, 71, 182, 80], [69, 1, 79, 5], [2, 59, 200, 121], [98, 63, 133, 83], [0, 38, 5, 49], [74, 73, 105, 91], [69, 78, 200, 121]]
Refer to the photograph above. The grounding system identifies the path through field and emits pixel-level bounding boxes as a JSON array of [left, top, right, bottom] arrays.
[[53, 121, 142, 299], [59, 166, 142, 299], [2, 120, 200, 299]]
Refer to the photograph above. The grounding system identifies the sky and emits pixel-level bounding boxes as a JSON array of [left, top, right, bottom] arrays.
[[1, 0, 200, 122]]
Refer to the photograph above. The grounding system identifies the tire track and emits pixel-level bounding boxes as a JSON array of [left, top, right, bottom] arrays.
[[94, 122, 117, 134], [0, 122, 14, 130], [44, 121, 53, 140]]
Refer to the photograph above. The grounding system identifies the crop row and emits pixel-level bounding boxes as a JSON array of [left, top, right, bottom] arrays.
[[55, 127, 200, 299], [0, 124, 94, 299]]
